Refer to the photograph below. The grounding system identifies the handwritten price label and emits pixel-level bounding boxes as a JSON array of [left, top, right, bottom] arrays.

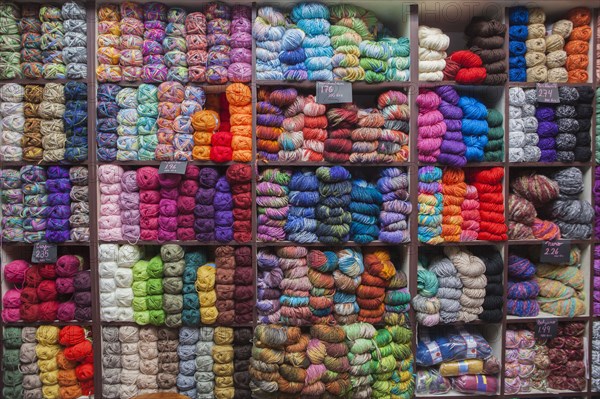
[[158, 161, 187, 175], [32, 243, 57, 263], [535, 319, 558, 340], [536, 83, 559, 103], [540, 241, 570, 264], [316, 82, 353, 104]]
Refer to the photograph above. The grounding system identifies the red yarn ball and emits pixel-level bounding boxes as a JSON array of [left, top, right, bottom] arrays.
[[64, 340, 93, 362], [38, 301, 59, 321], [36, 280, 58, 302], [3, 259, 30, 284], [59, 325, 86, 346]]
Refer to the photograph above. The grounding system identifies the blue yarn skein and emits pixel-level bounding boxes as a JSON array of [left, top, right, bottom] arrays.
[[349, 179, 382, 244], [459, 96, 489, 162], [285, 171, 319, 243], [508, 6, 529, 25]]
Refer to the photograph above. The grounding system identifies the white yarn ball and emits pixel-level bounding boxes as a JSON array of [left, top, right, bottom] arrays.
[[509, 119, 525, 133], [118, 244, 143, 267], [114, 268, 134, 288], [509, 106, 522, 119], [99, 261, 118, 278], [100, 278, 117, 293], [115, 288, 134, 307], [418, 26, 450, 51], [509, 147, 525, 162], [99, 244, 119, 262], [101, 306, 120, 322], [117, 307, 134, 321]]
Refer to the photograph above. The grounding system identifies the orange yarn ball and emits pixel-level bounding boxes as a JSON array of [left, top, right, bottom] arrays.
[[192, 110, 220, 132]]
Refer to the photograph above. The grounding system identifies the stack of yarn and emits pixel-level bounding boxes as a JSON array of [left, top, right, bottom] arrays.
[[473, 248, 504, 322], [194, 167, 218, 241], [161, 244, 185, 327], [63, 82, 88, 163], [96, 4, 121, 82], [435, 86, 466, 167], [157, 82, 182, 160], [507, 254, 540, 316], [256, 168, 291, 241], [443, 50, 486, 85], [505, 322, 586, 393], [417, 90, 443, 163], [596, 89, 600, 164], [204, 3, 229, 84], [120, 2, 144, 83], [2, 327, 23, 398], [98, 244, 135, 322], [0, 165, 89, 243], [302, 95, 327, 161], [96, 84, 120, 161], [458, 96, 489, 162], [2, 255, 89, 323], [234, 246, 253, 324], [537, 249, 586, 317], [509, 168, 593, 240], [255, 87, 285, 161], [98, 164, 122, 241], [249, 323, 414, 398], [178, 86, 205, 161], [141, 2, 167, 83], [137, 326, 160, 394], [23, 85, 43, 161], [233, 327, 252, 398], [228, 6, 252, 82], [62, 1, 87, 79], [377, 90, 410, 162], [253, 4, 409, 82], [418, 26, 449, 81], [132, 252, 166, 325], [377, 167, 411, 243], [256, 246, 409, 326], [572, 86, 594, 162], [182, 250, 205, 325], [595, 245, 600, 316], [116, 86, 139, 161], [509, 6, 592, 82], [39, 6, 66, 79], [417, 166, 506, 244], [101, 326, 130, 398], [164, 7, 188, 83], [156, 327, 179, 391], [593, 322, 600, 392], [185, 10, 207, 82], [214, 247, 235, 324], [465, 17, 507, 84], [0, 83, 24, 161], [226, 83, 252, 162], [416, 327, 499, 395], [315, 166, 352, 243], [485, 108, 504, 161], [0, 3, 20, 79], [21, 327, 42, 398], [39, 83, 66, 162]]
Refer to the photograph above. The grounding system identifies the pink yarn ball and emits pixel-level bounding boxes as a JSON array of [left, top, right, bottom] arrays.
[[3, 288, 21, 308], [57, 301, 76, 321], [56, 255, 82, 277], [56, 277, 75, 295], [2, 308, 20, 322], [4, 260, 30, 284]]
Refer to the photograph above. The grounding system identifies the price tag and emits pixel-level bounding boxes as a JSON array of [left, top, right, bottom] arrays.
[[535, 319, 558, 340], [158, 161, 187, 175], [540, 241, 570, 264], [32, 243, 57, 263], [536, 83, 560, 103], [316, 82, 353, 104]]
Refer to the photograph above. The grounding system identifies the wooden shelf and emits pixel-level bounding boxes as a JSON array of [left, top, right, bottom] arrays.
[[255, 80, 411, 91], [1, 241, 90, 247], [257, 240, 407, 247], [98, 240, 249, 247], [257, 161, 410, 167]]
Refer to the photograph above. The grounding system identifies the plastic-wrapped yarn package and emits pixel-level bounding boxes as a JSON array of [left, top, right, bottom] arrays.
[[97, 4, 122, 82], [116, 86, 139, 161], [40, 5, 66, 79], [40, 83, 66, 162], [505, 323, 586, 393], [98, 164, 123, 241], [0, 83, 24, 161], [0, 2, 21, 79], [45, 166, 71, 243], [205, 2, 231, 84], [141, 2, 168, 84], [96, 83, 121, 162], [62, 1, 87, 79], [64, 81, 88, 163]]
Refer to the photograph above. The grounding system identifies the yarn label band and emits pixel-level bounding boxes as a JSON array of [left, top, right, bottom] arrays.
[[158, 161, 188, 175], [316, 82, 353, 104], [32, 243, 57, 263], [535, 319, 558, 339], [536, 83, 560, 103], [540, 241, 571, 264]]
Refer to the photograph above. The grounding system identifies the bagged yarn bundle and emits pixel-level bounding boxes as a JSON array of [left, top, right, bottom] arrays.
[[316, 166, 352, 243], [435, 86, 466, 167], [96, 84, 121, 162], [458, 95, 488, 162], [256, 168, 291, 242], [141, 2, 168, 84], [377, 90, 410, 162], [23, 84, 44, 162], [226, 83, 252, 162], [465, 17, 507, 85], [96, 4, 122, 82], [418, 26, 449, 81], [284, 170, 319, 243], [62, 1, 87, 79], [205, 2, 231, 85], [0, 83, 24, 161], [417, 166, 443, 244], [21, 165, 48, 243], [349, 179, 382, 243], [45, 166, 71, 243], [40, 83, 66, 162], [0, 2, 21, 79], [194, 167, 218, 241], [228, 6, 252, 83], [253, 7, 285, 80], [350, 107, 383, 163], [302, 95, 327, 161], [0, 168, 23, 242], [292, 3, 333, 81], [472, 167, 506, 241], [157, 82, 185, 161], [507, 254, 539, 317], [417, 89, 444, 163], [440, 168, 466, 242], [508, 6, 528, 81]]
